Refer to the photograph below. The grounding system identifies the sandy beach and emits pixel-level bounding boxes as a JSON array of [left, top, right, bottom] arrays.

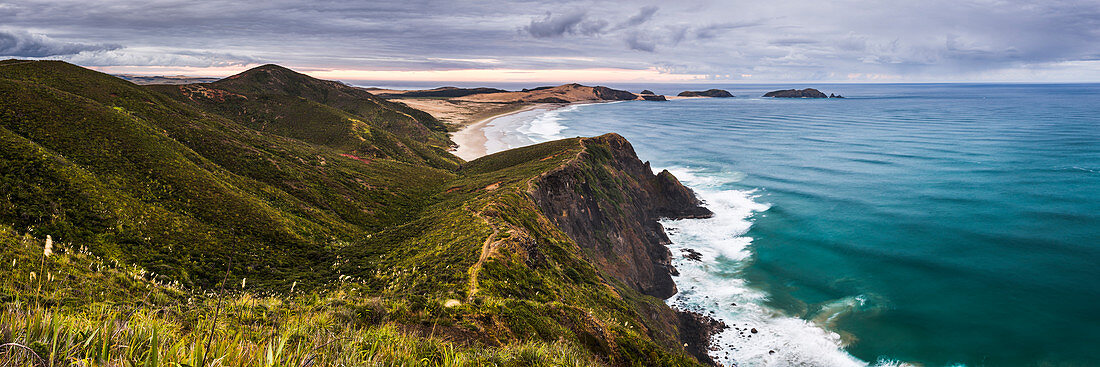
[[449, 98, 699, 160], [450, 104, 547, 160], [386, 85, 715, 161]]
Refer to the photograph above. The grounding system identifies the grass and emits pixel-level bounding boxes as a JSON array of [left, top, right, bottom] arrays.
[[148, 64, 458, 169], [0, 60, 707, 366], [0, 304, 601, 367], [0, 226, 602, 367]]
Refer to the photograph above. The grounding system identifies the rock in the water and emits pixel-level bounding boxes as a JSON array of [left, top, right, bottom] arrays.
[[640, 89, 655, 95], [678, 311, 729, 367], [640, 94, 667, 101], [829, 93, 845, 98], [763, 88, 828, 98], [678, 89, 735, 98], [681, 248, 703, 261]]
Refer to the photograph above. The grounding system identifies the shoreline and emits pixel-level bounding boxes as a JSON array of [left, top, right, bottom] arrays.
[[449, 98, 859, 365], [450, 103, 548, 161], [448, 98, 709, 161], [447, 98, 729, 364]]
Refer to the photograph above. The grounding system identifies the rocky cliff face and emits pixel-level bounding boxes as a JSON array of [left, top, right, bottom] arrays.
[[531, 134, 712, 299], [592, 86, 640, 101]]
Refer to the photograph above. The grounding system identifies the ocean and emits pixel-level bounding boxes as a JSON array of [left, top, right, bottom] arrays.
[[475, 84, 1100, 367]]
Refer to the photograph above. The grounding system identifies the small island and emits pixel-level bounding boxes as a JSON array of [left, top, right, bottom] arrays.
[[763, 88, 844, 98], [678, 89, 735, 98]]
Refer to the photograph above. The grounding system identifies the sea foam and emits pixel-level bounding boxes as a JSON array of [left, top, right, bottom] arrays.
[[500, 107, 908, 366], [663, 166, 883, 367], [482, 105, 579, 154]]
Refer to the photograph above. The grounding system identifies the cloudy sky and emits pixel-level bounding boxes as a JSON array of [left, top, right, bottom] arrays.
[[3, 0, 1100, 83]]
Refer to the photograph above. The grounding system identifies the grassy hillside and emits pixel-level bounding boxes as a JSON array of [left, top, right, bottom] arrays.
[[0, 61, 711, 366], [0, 226, 601, 366], [148, 65, 458, 169], [0, 61, 453, 290]]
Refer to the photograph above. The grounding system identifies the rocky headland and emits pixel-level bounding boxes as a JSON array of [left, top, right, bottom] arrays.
[[4, 60, 732, 366]]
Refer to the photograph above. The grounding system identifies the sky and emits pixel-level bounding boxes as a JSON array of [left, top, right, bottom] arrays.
[[2, 0, 1100, 83]]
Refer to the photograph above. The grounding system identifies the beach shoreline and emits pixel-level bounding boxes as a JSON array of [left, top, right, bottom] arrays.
[[448, 98, 707, 161], [450, 103, 548, 160]]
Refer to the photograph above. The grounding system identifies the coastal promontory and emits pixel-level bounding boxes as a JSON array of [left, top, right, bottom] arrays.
[[0, 60, 721, 366]]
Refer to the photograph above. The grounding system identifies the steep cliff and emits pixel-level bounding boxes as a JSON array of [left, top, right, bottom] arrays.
[[442, 134, 719, 365], [531, 134, 712, 299]]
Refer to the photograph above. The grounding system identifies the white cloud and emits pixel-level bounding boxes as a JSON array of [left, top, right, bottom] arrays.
[[0, 29, 120, 57]]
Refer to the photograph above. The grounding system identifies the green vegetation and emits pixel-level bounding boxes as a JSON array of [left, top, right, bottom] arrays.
[[147, 65, 458, 169], [0, 60, 705, 366], [0, 227, 601, 366]]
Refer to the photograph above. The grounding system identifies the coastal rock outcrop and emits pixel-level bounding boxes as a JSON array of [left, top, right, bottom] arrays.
[[532, 133, 712, 299], [678, 89, 734, 98], [592, 85, 640, 101], [763, 88, 828, 98], [641, 94, 668, 101], [679, 311, 729, 365], [528, 134, 722, 364], [640, 89, 656, 95]]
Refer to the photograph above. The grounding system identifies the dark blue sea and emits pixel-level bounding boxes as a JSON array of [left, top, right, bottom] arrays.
[[480, 84, 1100, 366]]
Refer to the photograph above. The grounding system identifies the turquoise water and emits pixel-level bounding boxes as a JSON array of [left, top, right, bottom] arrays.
[[486, 84, 1100, 366]]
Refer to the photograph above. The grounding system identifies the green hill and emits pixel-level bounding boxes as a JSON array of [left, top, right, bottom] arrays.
[[149, 64, 458, 169], [0, 60, 718, 366], [1, 60, 453, 290]]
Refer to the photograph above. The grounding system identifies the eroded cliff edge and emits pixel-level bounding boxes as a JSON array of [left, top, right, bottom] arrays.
[[531, 134, 712, 299], [528, 134, 722, 365]]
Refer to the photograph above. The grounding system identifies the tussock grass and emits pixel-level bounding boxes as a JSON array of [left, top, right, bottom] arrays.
[[0, 227, 602, 367], [0, 305, 599, 367]]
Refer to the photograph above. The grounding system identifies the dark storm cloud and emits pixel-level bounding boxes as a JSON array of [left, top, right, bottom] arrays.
[[525, 11, 590, 38], [2, 0, 1099, 81], [0, 29, 120, 57]]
